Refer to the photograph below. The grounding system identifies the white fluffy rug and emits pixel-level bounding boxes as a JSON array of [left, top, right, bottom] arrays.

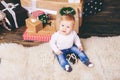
[[0, 36, 120, 80]]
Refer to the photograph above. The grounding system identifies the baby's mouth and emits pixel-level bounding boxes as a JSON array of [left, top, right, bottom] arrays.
[[62, 30, 66, 33]]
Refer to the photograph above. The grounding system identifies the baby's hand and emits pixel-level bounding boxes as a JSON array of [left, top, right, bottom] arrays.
[[79, 46, 84, 51], [56, 50, 62, 55]]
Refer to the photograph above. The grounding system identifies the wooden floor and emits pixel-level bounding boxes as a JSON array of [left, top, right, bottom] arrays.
[[0, 26, 43, 47]]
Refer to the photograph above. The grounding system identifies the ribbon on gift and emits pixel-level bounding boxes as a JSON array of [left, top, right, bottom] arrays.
[[1, 1, 19, 28], [32, 0, 36, 10]]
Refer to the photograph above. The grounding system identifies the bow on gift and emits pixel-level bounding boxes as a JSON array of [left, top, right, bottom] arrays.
[[60, 7, 76, 16], [1, 1, 19, 28]]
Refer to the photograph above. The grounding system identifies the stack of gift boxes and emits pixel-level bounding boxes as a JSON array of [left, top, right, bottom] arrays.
[[21, 0, 83, 42], [23, 10, 57, 42], [0, 0, 82, 42], [0, 0, 56, 42], [0, 0, 28, 30]]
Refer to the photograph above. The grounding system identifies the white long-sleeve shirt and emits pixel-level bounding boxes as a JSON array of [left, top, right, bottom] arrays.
[[49, 31, 82, 53]]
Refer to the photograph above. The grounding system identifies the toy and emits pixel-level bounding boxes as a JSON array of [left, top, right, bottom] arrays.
[[66, 53, 78, 64]]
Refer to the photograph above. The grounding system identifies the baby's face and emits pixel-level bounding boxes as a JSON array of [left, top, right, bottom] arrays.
[[59, 20, 74, 35]]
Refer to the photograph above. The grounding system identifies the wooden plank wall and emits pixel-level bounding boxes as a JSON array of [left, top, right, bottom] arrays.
[[79, 0, 120, 37]]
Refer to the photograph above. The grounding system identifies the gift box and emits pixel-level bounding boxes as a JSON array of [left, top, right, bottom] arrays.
[[31, 10, 45, 19], [47, 20, 56, 27], [21, 0, 83, 33], [36, 0, 83, 12], [21, 0, 83, 15], [26, 17, 43, 34], [36, 0, 83, 33], [0, 0, 28, 30], [23, 25, 56, 42], [21, 0, 33, 9]]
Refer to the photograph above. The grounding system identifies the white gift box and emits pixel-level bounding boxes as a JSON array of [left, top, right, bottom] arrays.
[[68, 0, 81, 3]]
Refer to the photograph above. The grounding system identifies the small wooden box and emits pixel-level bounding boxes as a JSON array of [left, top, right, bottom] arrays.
[[25, 17, 43, 33]]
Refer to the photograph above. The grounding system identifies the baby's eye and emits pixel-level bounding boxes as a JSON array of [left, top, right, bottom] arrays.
[[67, 26, 70, 28], [62, 25, 64, 27]]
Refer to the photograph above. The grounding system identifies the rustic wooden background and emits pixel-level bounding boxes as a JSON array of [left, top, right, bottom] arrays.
[[79, 0, 120, 37]]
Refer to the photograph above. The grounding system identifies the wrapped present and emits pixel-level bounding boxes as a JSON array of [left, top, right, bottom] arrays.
[[31, 10, 45, 19], [23, 25, 56, 42], [0, 0, 28, 30], [21, 0, 83, 33], [35, 0, 83, 33], [21, 0, 83, 15], [47, 20, 56, 27], [23, 29, 52, 42], [21, 0, 32, 8], [36, 0, 83, 12], [25, 17, 43, 34]]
